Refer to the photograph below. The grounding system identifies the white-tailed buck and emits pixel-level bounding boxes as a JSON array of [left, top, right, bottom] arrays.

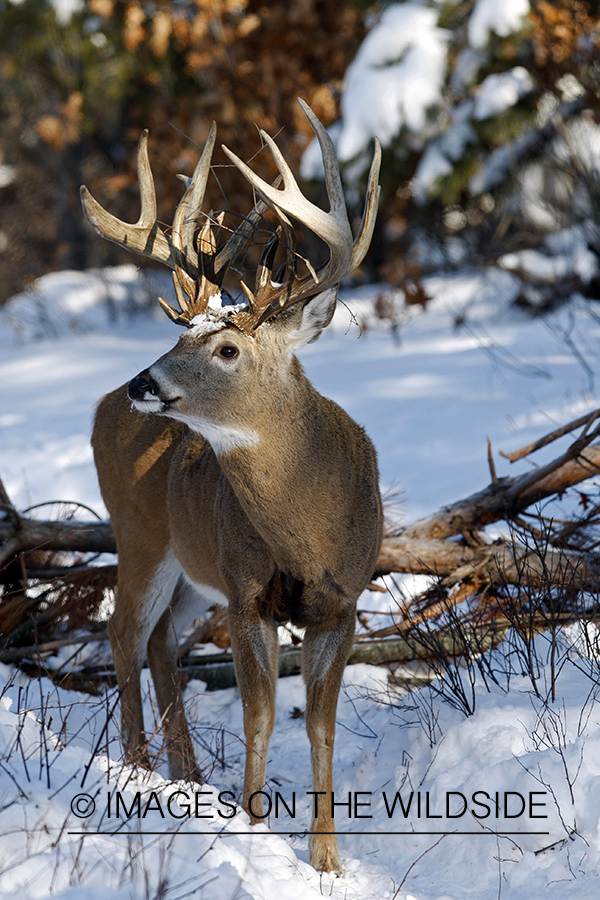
[[82, 100, 382, 873]]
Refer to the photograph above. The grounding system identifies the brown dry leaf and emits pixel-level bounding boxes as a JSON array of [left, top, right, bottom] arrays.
[[124, 1, 146, 52], [237, 12, 260, 38], [150, 9, 172, 58], [35, 95, 82, 151], [88, 0, 114, 17]]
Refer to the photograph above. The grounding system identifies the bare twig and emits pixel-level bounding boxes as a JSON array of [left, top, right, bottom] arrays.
[[499, 407, 600, 463], [401, 443, 600, 541], [487, 437, 497, 484], [393, 834, 447, 896], [0, 631, 108, 664]]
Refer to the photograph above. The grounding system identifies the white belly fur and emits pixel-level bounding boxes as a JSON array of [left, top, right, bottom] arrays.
[[181, 571, 229, 611], [170, 571, 229, 641]]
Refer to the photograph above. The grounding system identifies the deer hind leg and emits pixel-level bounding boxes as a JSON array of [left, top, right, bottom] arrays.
[[146, 576, 207, 783], [302, 599, 356, 875], [108, 547, 181, 771], [228, 601, 279, 821]]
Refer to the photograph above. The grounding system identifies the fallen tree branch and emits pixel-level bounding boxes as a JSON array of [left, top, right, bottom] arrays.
[[2, 424, 600, 677], [2, 439, 599, 571], [0, 631, 107, 663], [172, 626, 516, 691], [500, 407, 600, 462], [3, 451, 600, 580], [400, 443, 600, 541], [376, 534, 600, 589], [0, 518, 115, 568], [1, 627, 512, 691]]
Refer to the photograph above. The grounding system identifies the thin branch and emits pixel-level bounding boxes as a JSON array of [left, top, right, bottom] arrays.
[[499, 407, 600, 462], [0, 632, 108, 664]]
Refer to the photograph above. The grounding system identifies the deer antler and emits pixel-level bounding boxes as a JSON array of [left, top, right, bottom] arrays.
[[81, 101, 381, 332], [224, 99, 381, 332], [81, 124, 279, 327], [80, 125, 215, 276]]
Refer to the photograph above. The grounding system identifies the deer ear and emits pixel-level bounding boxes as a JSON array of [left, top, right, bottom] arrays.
[[286, 286, 338, 349]]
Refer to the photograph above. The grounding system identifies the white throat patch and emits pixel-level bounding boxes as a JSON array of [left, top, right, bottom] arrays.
[[169, 412, 259, 454]]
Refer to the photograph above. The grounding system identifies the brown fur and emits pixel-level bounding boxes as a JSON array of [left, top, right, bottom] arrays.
[[93, 304, 383, 875]]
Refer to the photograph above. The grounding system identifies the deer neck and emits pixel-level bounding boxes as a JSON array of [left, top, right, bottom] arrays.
[[210, 359, 336, 565], [217, 359, 317, 488]]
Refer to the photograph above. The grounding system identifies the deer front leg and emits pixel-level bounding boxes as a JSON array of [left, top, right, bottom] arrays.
[[147, 595, 201, 783], [302, 600, 356, 875], [109, 547, 181, 771], [108, 614, 150, 770], [228, 603, 279, 820]]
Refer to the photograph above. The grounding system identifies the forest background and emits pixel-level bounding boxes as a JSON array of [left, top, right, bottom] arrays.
[[2, 0, 600, 316]]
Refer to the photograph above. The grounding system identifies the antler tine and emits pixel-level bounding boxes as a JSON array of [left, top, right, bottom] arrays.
[[297, 99, 381, 272], [223, 100, 380, 332], [296, 98, 348, 223], [350, 137, 382, 270], [172, 122, 217, 274], [255, 232, 281, 295], [197, 212, 225, 297], [80, 130, 174, 266], [222, 133, 353, 288], [158, 275, 193, 326], [82, 104, 380, 336], [212, 175, 283, 282]]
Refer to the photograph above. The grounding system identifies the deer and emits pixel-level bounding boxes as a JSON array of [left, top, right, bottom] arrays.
[[81, 99, 382, 874]]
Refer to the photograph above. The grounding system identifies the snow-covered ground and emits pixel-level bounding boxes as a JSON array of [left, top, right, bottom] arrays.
[[2, 267, 600, 898]]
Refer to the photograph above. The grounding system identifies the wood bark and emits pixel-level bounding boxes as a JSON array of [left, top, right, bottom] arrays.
[[180, 630, 512, 691], [2, 432, 600, 685], [400, 444, 600, 541], [2, 441, 600, 588], [376, 535, 600, 588], [0, 518, 115, 567]]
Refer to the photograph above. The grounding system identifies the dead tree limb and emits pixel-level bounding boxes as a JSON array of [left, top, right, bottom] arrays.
[[0, 631, 107, 663], [2, 445, 600, 590], [376, 535, 600, 590], [3, 444, 600, 568], [182, 625, 515, 691], [400, 443, 600, 541], [2, 425, 600, 679], [0, 517, 116, 568], [500, 407, 600, 462]]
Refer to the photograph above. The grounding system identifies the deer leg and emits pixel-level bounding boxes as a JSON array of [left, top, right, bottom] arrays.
[[108, 548, 181, 770], [228, 603, 279, 821], [302, 600, 356, 875], [146, 578, 202, 782], [108, 613, 149, 768]]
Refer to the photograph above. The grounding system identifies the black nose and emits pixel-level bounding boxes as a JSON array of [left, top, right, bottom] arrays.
[[128, 372, 158, 402]]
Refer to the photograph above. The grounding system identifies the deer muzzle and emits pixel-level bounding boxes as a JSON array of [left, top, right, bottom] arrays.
[[128, 371, 159, 403]]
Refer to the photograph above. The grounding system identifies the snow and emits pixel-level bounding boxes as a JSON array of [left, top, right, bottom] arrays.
[[468, 127, 537, 196], [2, 268, 600, 898], [473, 67, 534, 120], [8, 0, 84, 24], [0, 165, 15, 189], [413, 102, 477, 203], [499, 225, 599, 283], [335, 5, 448, 161], [554, 115, 600, 176], [413, 64, 535, 201], [468, 0, 530, 50], [51, 0, 84, 25], [302, 0, 533, 186]]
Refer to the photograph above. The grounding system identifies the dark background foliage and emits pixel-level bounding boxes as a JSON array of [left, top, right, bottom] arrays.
[[0, 0, 365, 304]]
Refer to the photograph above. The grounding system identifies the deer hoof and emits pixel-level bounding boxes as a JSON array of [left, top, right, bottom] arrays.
[[309, 834, 343, 875]]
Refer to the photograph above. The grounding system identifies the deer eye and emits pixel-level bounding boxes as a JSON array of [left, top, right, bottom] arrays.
[[216, 343, 239, 360]]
